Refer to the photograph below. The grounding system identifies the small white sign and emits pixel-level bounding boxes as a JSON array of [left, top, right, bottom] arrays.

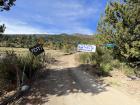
[[77, 44, 96, 52]]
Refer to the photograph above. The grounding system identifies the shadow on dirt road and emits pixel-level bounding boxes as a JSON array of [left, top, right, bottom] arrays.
[[19, 64, 108, 105]]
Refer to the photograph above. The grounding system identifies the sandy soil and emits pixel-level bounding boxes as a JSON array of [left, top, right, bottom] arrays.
[[18, 53, 140, 105], [103, 70, 140, 102]]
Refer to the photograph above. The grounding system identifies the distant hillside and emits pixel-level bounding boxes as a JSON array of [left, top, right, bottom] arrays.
[[0, 34, 96, 48]]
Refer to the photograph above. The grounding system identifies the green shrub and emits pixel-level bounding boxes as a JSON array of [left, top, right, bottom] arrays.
[[63, 44, 75, 54], [78, 53, 92, 64], [78, 47, 114, 75], [118, 63, 135, 76], [100, 63, 113, 75], [91, 47, 113, 75], [0, 51, 18, 92], [134, 68, 140, 78], [111, 59, 121, 69], [95, 47, 113, 64], [18, 53, 42, 79], [0, 51, 43, 93]]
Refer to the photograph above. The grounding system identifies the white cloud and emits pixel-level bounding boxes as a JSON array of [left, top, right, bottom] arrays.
[[0, 17, 47, 34], [0, 0, 106, 34], [46, 27, 94, 35]]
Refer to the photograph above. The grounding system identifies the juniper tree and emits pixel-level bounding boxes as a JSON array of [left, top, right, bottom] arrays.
[[98, 0, 140, 68], [0, 0, 16, 33]]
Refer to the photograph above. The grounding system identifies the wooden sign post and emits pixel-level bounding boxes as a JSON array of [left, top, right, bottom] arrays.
[[28, 44, 45, 79]]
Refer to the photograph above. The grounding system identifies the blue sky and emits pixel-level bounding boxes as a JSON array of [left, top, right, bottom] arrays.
[[0, 0, 107, 35]]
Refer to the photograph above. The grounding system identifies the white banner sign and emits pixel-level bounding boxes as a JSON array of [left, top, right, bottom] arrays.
[[77, 44, 96, 52]]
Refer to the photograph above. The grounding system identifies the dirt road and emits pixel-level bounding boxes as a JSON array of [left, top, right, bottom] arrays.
[[20, 53, 140, 105]]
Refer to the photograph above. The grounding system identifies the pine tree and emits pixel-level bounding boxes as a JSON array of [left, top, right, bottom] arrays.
[[0, 0, 16, 11], [0, 0, 16, 33], [0, 24, 6, 34], [98, 0, 140, 68]]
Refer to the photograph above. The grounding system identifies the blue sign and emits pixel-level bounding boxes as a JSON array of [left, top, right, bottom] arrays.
[[104, 43, 116, 48]]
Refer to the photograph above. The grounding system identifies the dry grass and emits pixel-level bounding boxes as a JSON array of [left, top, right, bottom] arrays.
[[0, 47, 66, 58], [0, 47, 28, 56]]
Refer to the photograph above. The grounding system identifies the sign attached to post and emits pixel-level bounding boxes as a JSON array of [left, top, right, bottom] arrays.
[[29, 44, 44, 56], [77, 44, 96, 52], [104, 43, 116, 48]]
